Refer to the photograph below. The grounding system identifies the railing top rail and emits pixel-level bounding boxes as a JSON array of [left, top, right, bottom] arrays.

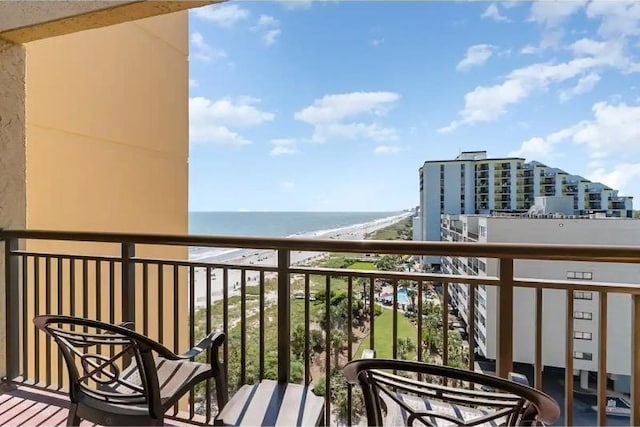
[[2, 229, 640, 263]]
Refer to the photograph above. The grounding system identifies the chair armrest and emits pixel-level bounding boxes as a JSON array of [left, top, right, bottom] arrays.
[[177, 331, 225, 360], [118, 321, 134, 330]]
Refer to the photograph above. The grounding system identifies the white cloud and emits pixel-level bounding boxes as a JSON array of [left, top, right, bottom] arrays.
[[280, 181, 295, 191], [190, 32, 227, 63], [481, 4, 511, 22], [586, 1, 640, 39], [371, 38, 384, 47], [559, 72, 600, 102], [528, 0, 587, 28], [256, 15, 279, 28], [192, 4, 250, 28], [263, 29, 282, 46], [296, 92, 399, 124], [190, 96, 274, 146], [374, 145, 400, 155], [276, 0, 313, 10], [571, 102, 640, 156], [456, 44, 496, 71], [295, 91, 400, 143], [313, 123, 398, 142], [440, 38, 639, 132], [510, 102, 640, 162], [253, 14, 282, 46], [270, 139, 299, 156], [588, 163, 640, 195]]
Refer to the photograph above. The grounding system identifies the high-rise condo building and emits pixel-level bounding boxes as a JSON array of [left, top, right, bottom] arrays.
[[417, 151, 634, 267], [440, 208, 640, 394]]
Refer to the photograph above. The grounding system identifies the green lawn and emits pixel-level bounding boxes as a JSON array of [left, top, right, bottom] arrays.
[[348, 261, 376, 270], [354, 308, 418, 359]]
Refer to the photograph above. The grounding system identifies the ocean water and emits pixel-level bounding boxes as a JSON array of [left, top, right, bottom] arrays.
[[189, 211, 402, 237]]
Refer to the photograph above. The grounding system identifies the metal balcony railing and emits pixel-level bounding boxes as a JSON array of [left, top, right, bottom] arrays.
[[2, 229, 640, 425]]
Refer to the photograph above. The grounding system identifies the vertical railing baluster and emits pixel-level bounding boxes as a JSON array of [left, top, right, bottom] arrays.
[[631, 294, 640, 426], [82, 259, 88, 323], [597, 291, 607, 426], [468, 283, 476, 373], [22, 255, 28, 381], [417, 280, 423, 366], [223, 268, 229, 394], [369, 276, 375, 351], [277, 249, 291, 383], [96, 261, 102, 321], [565, 290, 574, 426], [324, 275, 331, 426], [392, 279, 398, 361], [535, 288, 543, 390], [172, 263, 180, 417], [347, 276, 353, 425], [45, 256, 51, 387], [304, 274, 310, 384], [34, 255, 40, 383], [496, 258, 514, 378], [57, 256, 64, 386], [142, 262, 149, 336], [158, 263, 164, 344], [442, 282, 449, 371], [240, 269, 246, 385], [173, 264, 179, 353], [260, 270, 265, 381], [109, 260, 115, 359], [189, 265, 195, 420], [70, 258, 76, 320], [205, 267, 212, 424], [121, 243, 135, 323], [5, 238, 19, 381]]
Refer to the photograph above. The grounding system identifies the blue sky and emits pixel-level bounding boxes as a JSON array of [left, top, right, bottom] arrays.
[[188, 1, 640, 212]]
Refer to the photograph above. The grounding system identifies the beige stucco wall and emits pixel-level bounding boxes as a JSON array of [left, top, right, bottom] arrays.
[[0, 40, 26, 379], [17, 12, 190, 383]]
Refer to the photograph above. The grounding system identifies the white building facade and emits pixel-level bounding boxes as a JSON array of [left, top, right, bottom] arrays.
[[418, 151, 634, 267], [441, 213, 640, 392]]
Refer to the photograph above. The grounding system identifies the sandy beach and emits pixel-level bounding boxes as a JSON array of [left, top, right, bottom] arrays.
[[191, 212, 412, 307]]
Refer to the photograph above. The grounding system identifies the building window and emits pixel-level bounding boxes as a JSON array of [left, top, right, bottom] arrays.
[[567, 271, 593, 280], [574, 331, 593, 340], [573, 351, 593, 361], [574, 311, 593, 320], [574, 291, 593, 300]]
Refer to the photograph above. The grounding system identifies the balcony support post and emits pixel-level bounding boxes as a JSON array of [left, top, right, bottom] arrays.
[[277, 249, 290, 383], [632, 295, 640, 425], [4, 238, 19, 381], [121, 243, 135, 323], [496, 258, 514, 378]]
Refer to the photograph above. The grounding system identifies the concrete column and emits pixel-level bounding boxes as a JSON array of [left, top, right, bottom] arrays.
[[0, 39, 27, 378]]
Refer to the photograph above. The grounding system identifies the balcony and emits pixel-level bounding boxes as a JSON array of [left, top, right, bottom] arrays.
[[1, 230, 640, 426]]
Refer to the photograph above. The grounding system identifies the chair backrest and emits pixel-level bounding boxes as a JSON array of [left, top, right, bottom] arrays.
[[34, 315, 174, 419], [343, 359, 560, 426]]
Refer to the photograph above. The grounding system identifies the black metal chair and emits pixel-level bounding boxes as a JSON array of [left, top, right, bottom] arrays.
[[34, 315, 228, 426], [343, 359, 560, 426]]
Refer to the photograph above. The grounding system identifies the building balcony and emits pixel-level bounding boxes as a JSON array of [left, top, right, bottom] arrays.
[[2, 230, 640, 426]]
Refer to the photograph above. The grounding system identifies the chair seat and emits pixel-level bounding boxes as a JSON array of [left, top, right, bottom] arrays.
[[215, 380, 324, 426], [381, 392, 507, 427], [92, 358, 213, 410]]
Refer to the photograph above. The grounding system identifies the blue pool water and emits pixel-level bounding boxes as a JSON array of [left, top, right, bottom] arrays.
[[396, 288, 411, 305]]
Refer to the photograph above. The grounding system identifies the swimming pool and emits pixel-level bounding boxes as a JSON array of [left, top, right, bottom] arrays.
[[396, 288, 411, 305], [379, 288, 412, 305]]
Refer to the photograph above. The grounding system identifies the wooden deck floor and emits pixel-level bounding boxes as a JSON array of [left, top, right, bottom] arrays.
[[0, 384, 202, 426]]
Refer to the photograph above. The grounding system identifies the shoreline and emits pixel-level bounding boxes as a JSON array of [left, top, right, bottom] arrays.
[[191, 212, 412, 307]]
